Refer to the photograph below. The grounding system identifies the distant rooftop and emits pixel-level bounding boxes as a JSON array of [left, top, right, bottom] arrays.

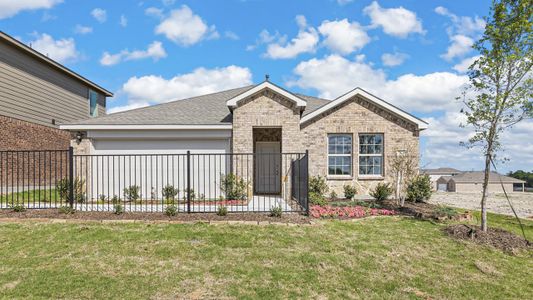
[[449, 171, 526, 184], [421, 167, 462, 175]]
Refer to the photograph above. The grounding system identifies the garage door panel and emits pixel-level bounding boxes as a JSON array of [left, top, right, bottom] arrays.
[[92, 139, 229, 154]]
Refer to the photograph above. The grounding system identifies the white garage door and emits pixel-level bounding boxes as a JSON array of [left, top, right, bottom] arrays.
[[437, 183, 447, 191], [83, 139, 230, 200]]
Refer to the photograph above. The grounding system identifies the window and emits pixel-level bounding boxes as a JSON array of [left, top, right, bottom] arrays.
[[89, 90, 98, 117], [359, 134, 383, 176], [328, 134, 352, 176]]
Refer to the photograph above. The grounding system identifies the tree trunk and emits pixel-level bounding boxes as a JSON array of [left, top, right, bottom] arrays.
[[481, 149, 492, 232]]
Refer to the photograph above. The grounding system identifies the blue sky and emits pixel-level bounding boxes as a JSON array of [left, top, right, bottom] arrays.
[[1, 0, 531, 172]]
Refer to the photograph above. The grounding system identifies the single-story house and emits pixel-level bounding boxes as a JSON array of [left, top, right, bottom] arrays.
[[60, 80, 428, 196], [445, 171, 526, 193], [421, 167, 462, 191], [435, 176, 452, 192]]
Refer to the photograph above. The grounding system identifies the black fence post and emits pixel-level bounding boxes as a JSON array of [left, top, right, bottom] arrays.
[[68, 147, 74, 208], [305, 149, 310, 216], [187, 151, 191, 213]]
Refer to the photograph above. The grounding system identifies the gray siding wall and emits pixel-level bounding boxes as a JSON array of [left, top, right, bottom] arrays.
[[0, 41, 106, 127]]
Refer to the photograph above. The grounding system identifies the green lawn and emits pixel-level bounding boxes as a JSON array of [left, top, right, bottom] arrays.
[[0, 188, 60, 205], [0, 213, 531, 299]]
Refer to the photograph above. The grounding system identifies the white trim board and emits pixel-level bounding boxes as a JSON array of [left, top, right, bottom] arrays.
[[60, 124, 233, 130], [300, 87, 428, 130], [226, 81, 307, 108]]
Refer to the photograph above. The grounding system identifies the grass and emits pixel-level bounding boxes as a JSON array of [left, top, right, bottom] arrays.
[[0, 188, 60, 205], [0, 215, 531, 299]]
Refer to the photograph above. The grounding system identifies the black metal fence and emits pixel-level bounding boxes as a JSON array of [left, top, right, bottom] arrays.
[[1, 148, 309, 214]]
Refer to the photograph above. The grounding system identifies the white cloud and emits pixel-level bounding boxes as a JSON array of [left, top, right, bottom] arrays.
[[363, 1, 424, 38], [0, 0, 62, 19], [115, 65, 252, 110], [318, 19, 370, 54], [264, 15, 319, 59], [287, 54, 468, 113], [435, 6, 485, 61], [155, 5, 218, 46], [452, 55, 481, 73], [224, 31, 239, 40], [441, 34, 474, 61], [246, 30, 283, 51], [100, 41, 167, 66], [91, 8, 106, 23], [120, 15, 128, 27], [145, 7, 163, 18], [381, 52, 409, 66], [74, 24, 93, 35], [29, 33, 79, 63], [107, 102, 150, 114]]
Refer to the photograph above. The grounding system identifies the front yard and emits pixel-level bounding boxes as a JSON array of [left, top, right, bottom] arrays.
[[0, 213, 531, 299]]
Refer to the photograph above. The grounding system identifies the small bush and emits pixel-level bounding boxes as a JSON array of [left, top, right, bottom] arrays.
[[221, 173, 247, 200], [99, 194, 106, 203], [162, 185, 179, 201], [123, 186, 140, 202], [165, 205, 178, 216], [269, 206, 282, 218], [329, 190, 338, 200], [309, 176, 328, 196], [111, 195, 119, 204], [55, 177, 86, 203], [343, 185, 357, 200], [406, 175, 432, 203], [113, 204, 124, 215], [370, 183, 393, 201], [217, 205, 228, 216], [182, 189, 196, 201], [309, 192, 327, 206], [11, 204, 25, 212], [434, 206, 457, 218], [59, 206, 76, 214]]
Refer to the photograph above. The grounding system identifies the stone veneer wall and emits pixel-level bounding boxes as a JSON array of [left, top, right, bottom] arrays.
[[300, 95, 419, 195]]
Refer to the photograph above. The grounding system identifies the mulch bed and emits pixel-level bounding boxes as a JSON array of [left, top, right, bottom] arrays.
[[445, 224, 532, 253], [0, 209, 312, 224]]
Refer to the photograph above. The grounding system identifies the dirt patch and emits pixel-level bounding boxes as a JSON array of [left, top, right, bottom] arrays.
[[444, 224, 532, 254], [0, 209, 311, 224]]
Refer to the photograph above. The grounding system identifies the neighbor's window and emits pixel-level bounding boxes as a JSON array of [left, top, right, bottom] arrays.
[[359, 134, 384, 176], [328, 134, 352, 176], [89, 90, 98, 117]]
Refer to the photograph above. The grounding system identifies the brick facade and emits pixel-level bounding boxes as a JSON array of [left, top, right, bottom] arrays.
[[0, 115, 70, 150], [231, 91, 420, 195]]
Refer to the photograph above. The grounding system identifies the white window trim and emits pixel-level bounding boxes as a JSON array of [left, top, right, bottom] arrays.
[[327, 134, 353, 177], [358, 133, 384, 177]]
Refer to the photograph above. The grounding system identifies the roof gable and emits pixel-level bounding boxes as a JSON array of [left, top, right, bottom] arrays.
[[226, 81, 307, 109], [300, 87, 428, 130]]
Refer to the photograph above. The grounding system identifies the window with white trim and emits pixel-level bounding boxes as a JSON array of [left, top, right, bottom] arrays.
[[328, 134, 352, 176], [89, 90, 98, 118], [359, 134, 383, 176]]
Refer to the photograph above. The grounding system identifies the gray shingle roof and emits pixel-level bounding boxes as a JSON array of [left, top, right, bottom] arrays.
[[64, 85, 331, 125], [450, 172, 525, 183], [421, 167, 462, 175]]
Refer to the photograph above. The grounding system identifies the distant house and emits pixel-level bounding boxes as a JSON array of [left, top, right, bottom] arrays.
[[445, 171, 526, 193], [421, 167, 462, 191], [0, 31, 112, 150]]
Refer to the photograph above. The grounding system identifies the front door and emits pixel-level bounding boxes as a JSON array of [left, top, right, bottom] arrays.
[[255, 142, 281, 194]]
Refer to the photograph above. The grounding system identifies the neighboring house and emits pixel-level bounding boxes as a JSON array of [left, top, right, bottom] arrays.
[[445, 171, 526, 193], [0, 31, 113, 150], [421, 167, 462, 191], [61, 80, 428, 195]]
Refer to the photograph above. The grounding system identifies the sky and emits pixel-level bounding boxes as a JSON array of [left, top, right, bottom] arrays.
[[0, 0, 531, 173]]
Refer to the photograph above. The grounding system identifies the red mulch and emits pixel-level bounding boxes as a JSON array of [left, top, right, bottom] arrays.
[[445, 224, 532, 254]]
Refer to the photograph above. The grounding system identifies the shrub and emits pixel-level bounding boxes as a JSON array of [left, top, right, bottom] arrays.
[[309, 192, 327, 206], [309, 176, 328, 196], [220, 173, 247, 200], [11, 204, 25, 212], [269, 206, 282, 218], [217, 205, 228, 216], [343, 185, 357, 200], [165, 205, 178, 216], [182, 189, 196, 201], [370, 183, 393, 201], [162, 185, 179, 201], [406, 175, 432, 203], [123, 186, 140, 202], [329, 190, 338, 200], [434, 206, 457, 219], [55, 177, 86, 203], [111, 195, 119, 204], [99, 194, 106, 203], [113, 204, 124, 215], [59, 206, 75, 214]]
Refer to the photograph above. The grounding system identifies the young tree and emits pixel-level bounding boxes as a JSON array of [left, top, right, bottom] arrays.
[[388, 144, 418, 206], [461, 0, 532, 231]]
